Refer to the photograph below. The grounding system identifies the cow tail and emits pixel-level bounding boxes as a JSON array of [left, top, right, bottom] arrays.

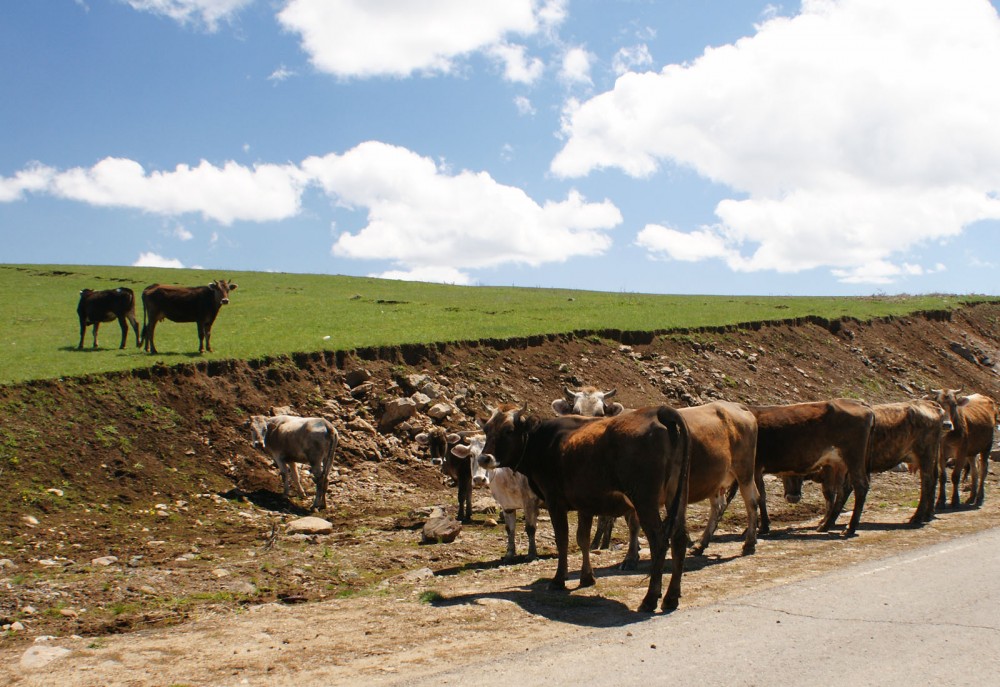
[[657, 406, 690, 542]]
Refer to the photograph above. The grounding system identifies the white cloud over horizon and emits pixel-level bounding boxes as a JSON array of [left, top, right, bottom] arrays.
[[553, 0, 1000, 283], [123, 0, 250, 31], [133, 251, 185, 268]]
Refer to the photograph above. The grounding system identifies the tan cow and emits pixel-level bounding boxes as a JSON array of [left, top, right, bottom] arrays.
[[248, 415, 338, 511], [929, 389, 997, 508]]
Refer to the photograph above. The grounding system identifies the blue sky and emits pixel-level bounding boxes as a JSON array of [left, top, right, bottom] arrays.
[[3, 0, 1000, 296]]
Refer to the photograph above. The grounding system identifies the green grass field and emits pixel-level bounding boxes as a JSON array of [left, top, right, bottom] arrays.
[[0, 263, 992, 385]]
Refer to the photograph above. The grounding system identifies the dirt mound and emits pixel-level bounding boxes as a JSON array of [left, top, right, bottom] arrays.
[[1, 303, 999, 684]]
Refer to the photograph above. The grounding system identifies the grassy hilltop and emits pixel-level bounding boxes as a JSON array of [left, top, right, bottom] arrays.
[[0, 263, 989, 385]]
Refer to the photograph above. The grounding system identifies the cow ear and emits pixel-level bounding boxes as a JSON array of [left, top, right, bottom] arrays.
[[603, 388, 617, 399], [208, 282, 218, 290], [415, 432, 429, 446], [451, 444, 472, 458], [552, 399, 572, 415], [229, 283, 237, 290], [446, 432, 462, 445], [607, 402, 625, 416], [562, 386, 577, 401]]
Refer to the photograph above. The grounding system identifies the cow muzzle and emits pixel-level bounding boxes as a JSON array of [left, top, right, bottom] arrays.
[[942, 420, 954, 431], [472, 475, 488, 488], [784, 494, 801, 504], [477, 453, 498, 470], [430, 457, 444, 466]]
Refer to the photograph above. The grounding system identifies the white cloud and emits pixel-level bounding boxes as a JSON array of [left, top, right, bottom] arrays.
[[173, 225, 194, 241], [0, 164, 55, 202], [268, 65, 296, 83], [39, 157, 307, 224], [123, 0, 250, 31], [133, 252, 185, 268], [612, 44, 653, 76], [513, 95, 536, 116], [560, 46, 593, 85], [488, 42, 545, 84], [553, 0, 1000, 283], [375, 266, 472, 285], [636, 224, 736, 262], [302, 141, 621, 283], [277, 0, 562, 79]]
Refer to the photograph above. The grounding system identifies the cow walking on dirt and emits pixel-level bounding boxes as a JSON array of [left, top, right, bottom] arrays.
[[248, 415, 338, 512], [141, 279, 237, 354], [77, 287, 141, 349]]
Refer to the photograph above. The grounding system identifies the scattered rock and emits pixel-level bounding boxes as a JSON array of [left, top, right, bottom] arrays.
[[22, 515, 39, 527], [91, 556, 118, 567], [379, 398, 417, 432], [345, 369, 372, 388], [286, 517, 334, 535], [422, 509, 462, 544], [20, 645, 72, 670]]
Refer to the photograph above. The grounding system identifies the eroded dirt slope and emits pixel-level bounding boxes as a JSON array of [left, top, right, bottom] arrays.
[[1, 302, 999, 685]]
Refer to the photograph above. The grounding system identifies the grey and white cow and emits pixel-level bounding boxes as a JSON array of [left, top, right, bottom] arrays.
[[248, 415, 339, 511], [551, 386, 625, 418], [456, 434, 543, 562]]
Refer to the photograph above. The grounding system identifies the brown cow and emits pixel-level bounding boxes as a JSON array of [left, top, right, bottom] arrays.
[[782, 400, 952, 526], [751, 399, 874, 537], [248, 414, 338, 512], [478, 403, 691, 613], [930, 389, 997, 508], [77, 287, 140, 349], [141, 279, 237, 354], [572, 401, 759, 560], [415, 427, 468, 521]]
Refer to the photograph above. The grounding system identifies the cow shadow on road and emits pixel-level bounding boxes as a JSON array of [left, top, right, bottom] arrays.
[[432, 581, 653, 629]]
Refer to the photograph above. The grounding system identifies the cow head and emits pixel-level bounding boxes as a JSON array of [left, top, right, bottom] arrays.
[[920, 398, 954, 432], [551, 386, 624, 417], [451, 435, 488, 487], [928, 388, 963, 430], [414, 426, 462, 466], [478, 403, 538, 472], [248, 415, 269, 450], [209, 279, 238, 305]]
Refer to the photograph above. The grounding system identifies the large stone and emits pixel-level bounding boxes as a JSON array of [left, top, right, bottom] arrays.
[[379, 398, 417, 432], [286, 517, 334, 535], [21, 645, 71, 670], [344, 368, 372, 388], [427, 402, 456, 420], [421, 512, 462, 544]]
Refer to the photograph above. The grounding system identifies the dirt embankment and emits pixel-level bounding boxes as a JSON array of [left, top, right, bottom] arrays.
[[1, 302, 999, 685]]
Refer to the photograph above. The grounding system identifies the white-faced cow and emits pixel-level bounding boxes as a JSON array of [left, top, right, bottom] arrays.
[[415, 427, 468, 521], [750, 399, 874, 537], [551, 386, 625, 417], [141, 279, 237, 354], [553, 394, 759, 560], [929, 389, 997, 508], [458, 434, 543, 562], [248, 415, 338, 511], [782, 400, 952, 526], [77, 287, 140, 350], [478, 403, 691, 613]]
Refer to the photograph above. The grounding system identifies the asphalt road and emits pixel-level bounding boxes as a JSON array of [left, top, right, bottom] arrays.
[[396, 527, 1000, 687]]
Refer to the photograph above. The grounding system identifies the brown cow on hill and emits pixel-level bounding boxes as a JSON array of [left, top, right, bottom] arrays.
[[929, 389, 997, 508], [478, 403, 691, 613], [782, 399, 952, 526], [141, 279, 237, 354], [77, 287, 140, 349], [415, 427, 468, 521], [751, 399, 874, 537]]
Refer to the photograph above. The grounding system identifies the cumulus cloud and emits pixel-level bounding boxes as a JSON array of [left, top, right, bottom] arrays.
[[15, 157, 308, 224], [172, 225, 194, 241], [375, 266, 472, 285], [277, 0, 564, 80], [123, 0, 250, 30], [553, 0, 1000, 283], [612, 44, 653, 76], [488, 42, 545, 84], [302, 141, 621, 284], [133, 252, 185, 268], [560, 46, 594, 85]]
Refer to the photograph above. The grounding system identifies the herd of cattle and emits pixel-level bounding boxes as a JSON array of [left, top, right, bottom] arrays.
[[73, 283, 998, 613]]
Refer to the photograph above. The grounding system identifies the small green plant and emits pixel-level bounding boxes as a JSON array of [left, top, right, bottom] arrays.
[[418, 590, 444, 604]]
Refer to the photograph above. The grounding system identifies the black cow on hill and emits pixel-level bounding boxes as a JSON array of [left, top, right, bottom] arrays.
[[77, 287, 140, 350]]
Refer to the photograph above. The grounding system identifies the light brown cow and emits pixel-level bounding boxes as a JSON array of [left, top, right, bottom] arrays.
[[478, 403, 691, 613], [551, 386, 625, 417], [248, 415, 338, 511], [782, 399, 952, 526], [929, 389, 997, 508]]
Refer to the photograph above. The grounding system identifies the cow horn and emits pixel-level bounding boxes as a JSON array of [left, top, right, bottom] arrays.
[[603, 388, 617, 399], [562, 386, 577, 401]]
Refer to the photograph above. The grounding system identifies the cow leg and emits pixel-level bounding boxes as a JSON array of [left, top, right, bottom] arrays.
[[78, 319, 87, 350], [204, 323, 213, 353], [590, 515, 614, 550], [501, 509, 518, 562], [965, 456, 981, 506], [548, 507, 570, 591], [116, 315, 129, 349], [818, 469, 851, 532], [91, 321, 101, 348], [577, 512, 596, 588], [911, 461, 936, 525], [145, 320, 158, 354], [636, 506, 666, 613], [692, 489, 724, 556], [287, 462, 307, 499], [754, 469, 771, 535], [273, 457, 293, 500], [127, 312, 141, 348], [197, 322, 206, 354], [620, 509, 641, 571], [457, 475, 472, 523], [976, 450, 988, 506], [950, 458, 963, 508], [844, 472, 869, 537], [308, 459, 325, 512], [523, 497, 539, 561], [936, 455, 949, 509]]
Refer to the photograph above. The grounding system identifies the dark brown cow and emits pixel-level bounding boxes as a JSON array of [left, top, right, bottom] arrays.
[[578, 402, 759, 560], [141, 280, 237, 354], [415, 427, 468, 521], [751, 399, 874, 537], [783, 400, 952, 526], [77, 287, 140, 349], [478, 403, 691, 613], [930, 389, 997, 508]]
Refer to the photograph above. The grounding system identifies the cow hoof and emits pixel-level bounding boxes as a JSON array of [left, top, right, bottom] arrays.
[[618, 558, 638, 571], [638, 599, 657, 613], [741, 543, 756, 556], [689, 546, 705, 557], [548, 580, 567, 592], [660, 596, 680, 612], [578, 576, 596, 589], [843, 529, 858, 539]]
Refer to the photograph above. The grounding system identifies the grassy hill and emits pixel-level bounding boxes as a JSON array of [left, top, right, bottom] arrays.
[[0, 263, 991, 385]]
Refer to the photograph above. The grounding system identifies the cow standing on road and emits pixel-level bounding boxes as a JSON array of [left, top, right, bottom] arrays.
[[930, 389, 997, 508], [478, 403, 691, 613], [248, 414, 338, 512], [141, 279, 237, 354], [77, 287, 140, 349]]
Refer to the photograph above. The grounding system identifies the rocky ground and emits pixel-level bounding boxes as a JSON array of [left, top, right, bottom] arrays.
[[1, 301, 999, 685]]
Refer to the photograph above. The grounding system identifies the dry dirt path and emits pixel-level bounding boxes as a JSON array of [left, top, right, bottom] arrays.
[[4, 473, 1000, 687]]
